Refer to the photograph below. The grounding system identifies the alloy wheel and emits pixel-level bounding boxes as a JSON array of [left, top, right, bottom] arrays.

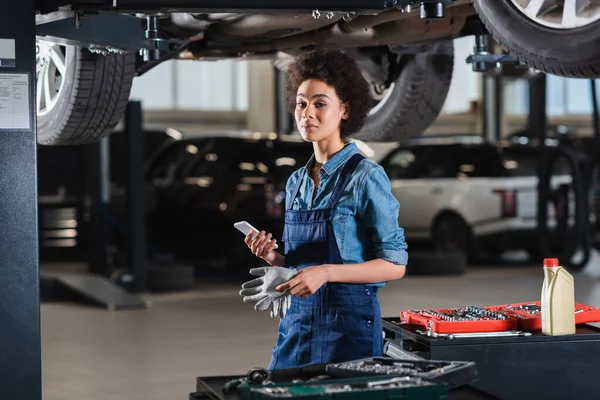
[[36, 40, 68, 116], [509, 0, 600, 30], [367, 82, 395, 117]]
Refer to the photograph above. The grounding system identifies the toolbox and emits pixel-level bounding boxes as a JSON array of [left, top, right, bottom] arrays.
[[399, 302, 600, 334], [191, 357, 479, 400], [382, 317, 600, 400], [238, 374, 446, 400]]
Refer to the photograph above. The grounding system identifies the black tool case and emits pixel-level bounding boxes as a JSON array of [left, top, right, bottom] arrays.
[[382, 317, 600, 400], [238, 374, 447, 400], [191, 357, 479, 400]]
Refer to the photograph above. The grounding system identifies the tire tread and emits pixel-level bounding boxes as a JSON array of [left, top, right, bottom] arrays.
[[37, 47, 136, 146], [354, 42, 454, 142], [474, 0, 600, 78]]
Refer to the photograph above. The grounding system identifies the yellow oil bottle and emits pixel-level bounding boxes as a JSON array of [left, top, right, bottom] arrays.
[[541, 258, 576, 336]]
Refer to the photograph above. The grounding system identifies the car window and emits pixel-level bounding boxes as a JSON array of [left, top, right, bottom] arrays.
[[382, 147, 423, 179], [500, 146, 571, 177], [270, 141, 313, 180], [146, 140, 209, 184], [499, 147, 538, 177], [184, 139, 259, 183], [450, 145, 508, 178], [228, 150, 273, 189], [414, 146, 454, 178]]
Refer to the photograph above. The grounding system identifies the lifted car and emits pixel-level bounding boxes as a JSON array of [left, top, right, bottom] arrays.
[[35, 1, 600, 146]]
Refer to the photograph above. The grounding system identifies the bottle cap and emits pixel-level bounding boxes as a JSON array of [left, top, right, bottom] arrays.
[[543, 258, 559, 268]]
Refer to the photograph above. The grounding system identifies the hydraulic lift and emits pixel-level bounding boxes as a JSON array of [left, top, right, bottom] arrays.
[[0, 3, 149, 399], [0, 1, 42, 399]]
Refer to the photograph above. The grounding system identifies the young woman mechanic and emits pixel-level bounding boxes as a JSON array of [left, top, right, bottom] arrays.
[[241, 49, 408, 370]]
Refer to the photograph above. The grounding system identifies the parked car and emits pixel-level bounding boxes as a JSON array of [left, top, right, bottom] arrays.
[[36, 127, 182, 262], [378, 135, 586, 261], [35, 1, 600, 148], [123, 133, 308, 273], [119, 132, 386, 274]]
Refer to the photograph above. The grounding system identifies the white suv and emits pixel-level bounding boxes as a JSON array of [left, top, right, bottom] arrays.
[[378, 136, 579, 261]]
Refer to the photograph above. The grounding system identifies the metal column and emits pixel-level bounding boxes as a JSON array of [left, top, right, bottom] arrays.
[[0, 0, 42, 399], [274, 67, 293, 135], [86, 138, 112, 275], [124, 101, 147, 292], [528, 74, 550, 257], [482, 74, 503, 142]]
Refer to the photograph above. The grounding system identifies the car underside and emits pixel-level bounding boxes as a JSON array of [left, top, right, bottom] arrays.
[[34, 1, 600, 145]]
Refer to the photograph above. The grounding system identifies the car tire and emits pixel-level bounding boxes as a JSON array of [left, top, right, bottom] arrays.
[[36, 41, 136, 145], [432, 213, 472, 255], [354, 41, 454, 142], [474, 0, 600, 78], [274, 41, 454, 142]]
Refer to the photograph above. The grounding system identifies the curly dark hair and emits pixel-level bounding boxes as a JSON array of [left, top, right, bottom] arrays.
[[286, 48, 372, 139]]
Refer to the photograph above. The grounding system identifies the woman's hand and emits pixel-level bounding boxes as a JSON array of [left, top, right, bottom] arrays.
[[276, 265, 330, 297], [245, 230, 279, 265]]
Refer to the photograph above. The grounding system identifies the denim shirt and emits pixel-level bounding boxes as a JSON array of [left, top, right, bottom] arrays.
[[285, 142, 408, 287]]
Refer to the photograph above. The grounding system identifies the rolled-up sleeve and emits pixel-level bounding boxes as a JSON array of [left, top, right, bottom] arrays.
[[358, 165, 408, 266]]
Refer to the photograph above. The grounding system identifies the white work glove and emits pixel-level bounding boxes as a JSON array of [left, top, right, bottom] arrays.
[[239, 267, 296, 319], [270, 293, 292, 319]]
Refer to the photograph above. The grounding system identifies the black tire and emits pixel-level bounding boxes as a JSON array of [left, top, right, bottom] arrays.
[[474, 0, 600, 78], [274, 41, 454, 142], [406, 251, 467, 276], [432, 213, 472, 255], [354, 41, 454, 142], [36, 41, 136, 145]]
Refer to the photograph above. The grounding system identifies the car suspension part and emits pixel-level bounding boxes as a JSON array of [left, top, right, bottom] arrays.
[[466, 34, 520, 73]]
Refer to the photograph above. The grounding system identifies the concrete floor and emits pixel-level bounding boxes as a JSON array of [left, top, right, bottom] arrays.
[[41, 255, 600, 400]]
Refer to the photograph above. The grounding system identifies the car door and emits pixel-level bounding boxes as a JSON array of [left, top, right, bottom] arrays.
[[446, 144, 513, 227], [382, 145, 453, 238], [405, 145, 459, 235]]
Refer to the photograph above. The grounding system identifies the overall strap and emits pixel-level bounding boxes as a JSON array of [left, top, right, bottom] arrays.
[[326, 153, 365, 209]]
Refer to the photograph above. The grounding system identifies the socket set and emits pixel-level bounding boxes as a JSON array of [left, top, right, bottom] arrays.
[[400, 306, 518, 334], [325, 357, 478, 390], [495, 301, 600, 331], [400, 302, 600, 334], [237, 358, 477, 400]]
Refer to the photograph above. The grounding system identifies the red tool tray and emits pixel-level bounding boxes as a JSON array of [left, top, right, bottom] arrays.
[[399, 306, 518, 334], [399, 302, 600, 334], [491, 301, 600, 331]]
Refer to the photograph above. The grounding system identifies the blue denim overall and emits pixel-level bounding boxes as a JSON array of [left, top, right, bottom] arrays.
[[268, 153, 383, 370]]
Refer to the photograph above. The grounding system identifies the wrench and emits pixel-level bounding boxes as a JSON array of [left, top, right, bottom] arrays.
[[416, 329, 532, 340]]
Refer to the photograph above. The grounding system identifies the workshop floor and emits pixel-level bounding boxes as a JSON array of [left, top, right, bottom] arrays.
[[41, 253, 600, 400]]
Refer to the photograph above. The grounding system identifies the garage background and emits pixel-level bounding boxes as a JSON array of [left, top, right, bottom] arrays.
[[125, 36, 600, 137]]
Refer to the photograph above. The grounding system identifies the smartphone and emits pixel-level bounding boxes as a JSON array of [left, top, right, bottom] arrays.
[[233, 221, 278, 249]]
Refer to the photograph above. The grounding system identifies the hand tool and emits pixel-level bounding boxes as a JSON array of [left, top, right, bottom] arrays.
[[416, 329, 532, 339]]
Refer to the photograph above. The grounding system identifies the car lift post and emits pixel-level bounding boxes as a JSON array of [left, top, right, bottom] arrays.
[[482, 73, 502, 142], [86, 138, 112, 275], [528, 73, 550, 257], [0, 0, 42, 399], [124, 101, 148, 292], [274, 67, 293, 135]]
